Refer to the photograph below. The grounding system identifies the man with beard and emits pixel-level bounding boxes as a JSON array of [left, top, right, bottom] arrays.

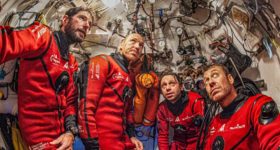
[[0, 7, 93, 150], [157, 73, 205, 150], [78, 33, 144, 150], [202, 64, 280, 149]]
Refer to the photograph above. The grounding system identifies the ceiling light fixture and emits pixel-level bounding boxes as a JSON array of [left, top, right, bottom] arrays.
[[101, 0, 120, 8]]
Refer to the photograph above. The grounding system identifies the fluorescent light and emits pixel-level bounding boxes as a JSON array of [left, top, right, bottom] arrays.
[[101, 0, 120, 8]]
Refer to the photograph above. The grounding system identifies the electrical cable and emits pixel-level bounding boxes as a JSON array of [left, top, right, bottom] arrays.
[[180, 10, 212, 26], [222, 16, 256, 54], [141, 4, 152, 17], [196, 101, 220, 149], [246, 0, 259, 15], [229, 57, 245, 88]]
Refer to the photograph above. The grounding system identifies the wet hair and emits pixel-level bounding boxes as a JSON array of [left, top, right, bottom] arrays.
[[160, 72, 182, 85], [65, 6, 94, 22], [204, 63, 230, 76]]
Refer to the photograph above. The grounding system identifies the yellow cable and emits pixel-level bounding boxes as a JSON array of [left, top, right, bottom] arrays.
[[12, 122, 28, 150], [271, 38, 280, 49], [0, 90, 4, 100], [36, 13, 48, 26]]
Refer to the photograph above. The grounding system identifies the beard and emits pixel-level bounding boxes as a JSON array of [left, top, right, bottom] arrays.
[[64, 20, 84, 43], [211, 85, 232, 102]]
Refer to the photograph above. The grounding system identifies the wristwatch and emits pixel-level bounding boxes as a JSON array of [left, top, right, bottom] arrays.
[[67, 126, 79, 137]]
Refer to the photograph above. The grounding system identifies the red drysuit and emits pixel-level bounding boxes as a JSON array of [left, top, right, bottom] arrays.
[[157, 91, 205, 150], [78, 53, 135, 150], [0, 22, 78, 149], [204, 94, 280, 150]]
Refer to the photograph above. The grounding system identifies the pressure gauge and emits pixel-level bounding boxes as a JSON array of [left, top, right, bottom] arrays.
[[158, 40, 165, 47], [148, 0, 156, 4], [176, 27, 183, 36]]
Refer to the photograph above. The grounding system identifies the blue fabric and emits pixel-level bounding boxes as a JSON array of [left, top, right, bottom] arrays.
[[73, 137, 85, 150], [135, 125, 158, 150]]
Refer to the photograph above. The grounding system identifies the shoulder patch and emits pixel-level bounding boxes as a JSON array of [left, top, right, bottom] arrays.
[[259, 101, 279, 125]]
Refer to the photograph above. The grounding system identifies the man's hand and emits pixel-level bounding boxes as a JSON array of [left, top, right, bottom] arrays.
[[130, 137, 143, 150], [50, 132, 74, 150]]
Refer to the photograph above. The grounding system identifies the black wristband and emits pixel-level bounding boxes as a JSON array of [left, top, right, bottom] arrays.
[[126, 123, 135, 137], [65, 115, 78, 136]]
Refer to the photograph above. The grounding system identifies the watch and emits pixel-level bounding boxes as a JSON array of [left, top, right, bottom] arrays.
[[67, 126, 79, 137]]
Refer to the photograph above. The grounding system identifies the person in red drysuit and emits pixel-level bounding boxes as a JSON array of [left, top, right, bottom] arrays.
[[0, 7, 93, 150], [202, 64, 280, 149], [157, 72, 205, 150], [78, 33, 144, 150]]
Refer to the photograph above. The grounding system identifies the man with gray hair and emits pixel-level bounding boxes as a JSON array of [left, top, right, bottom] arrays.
[[78, 33, 144, 150]]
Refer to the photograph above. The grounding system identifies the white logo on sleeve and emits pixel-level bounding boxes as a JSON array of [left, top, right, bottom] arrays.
[[229, 124, 245, 130], [64, 62, 69, 69], [218, 124, 225, 132], [95, 64, 100, 79], [37, 27, 47, 39], [175, 116, 180, 122], [210, 127, 216, 134], [112, 72, 125, 80], [90, 62, 95, 79], [50, 54, 60, 65]]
